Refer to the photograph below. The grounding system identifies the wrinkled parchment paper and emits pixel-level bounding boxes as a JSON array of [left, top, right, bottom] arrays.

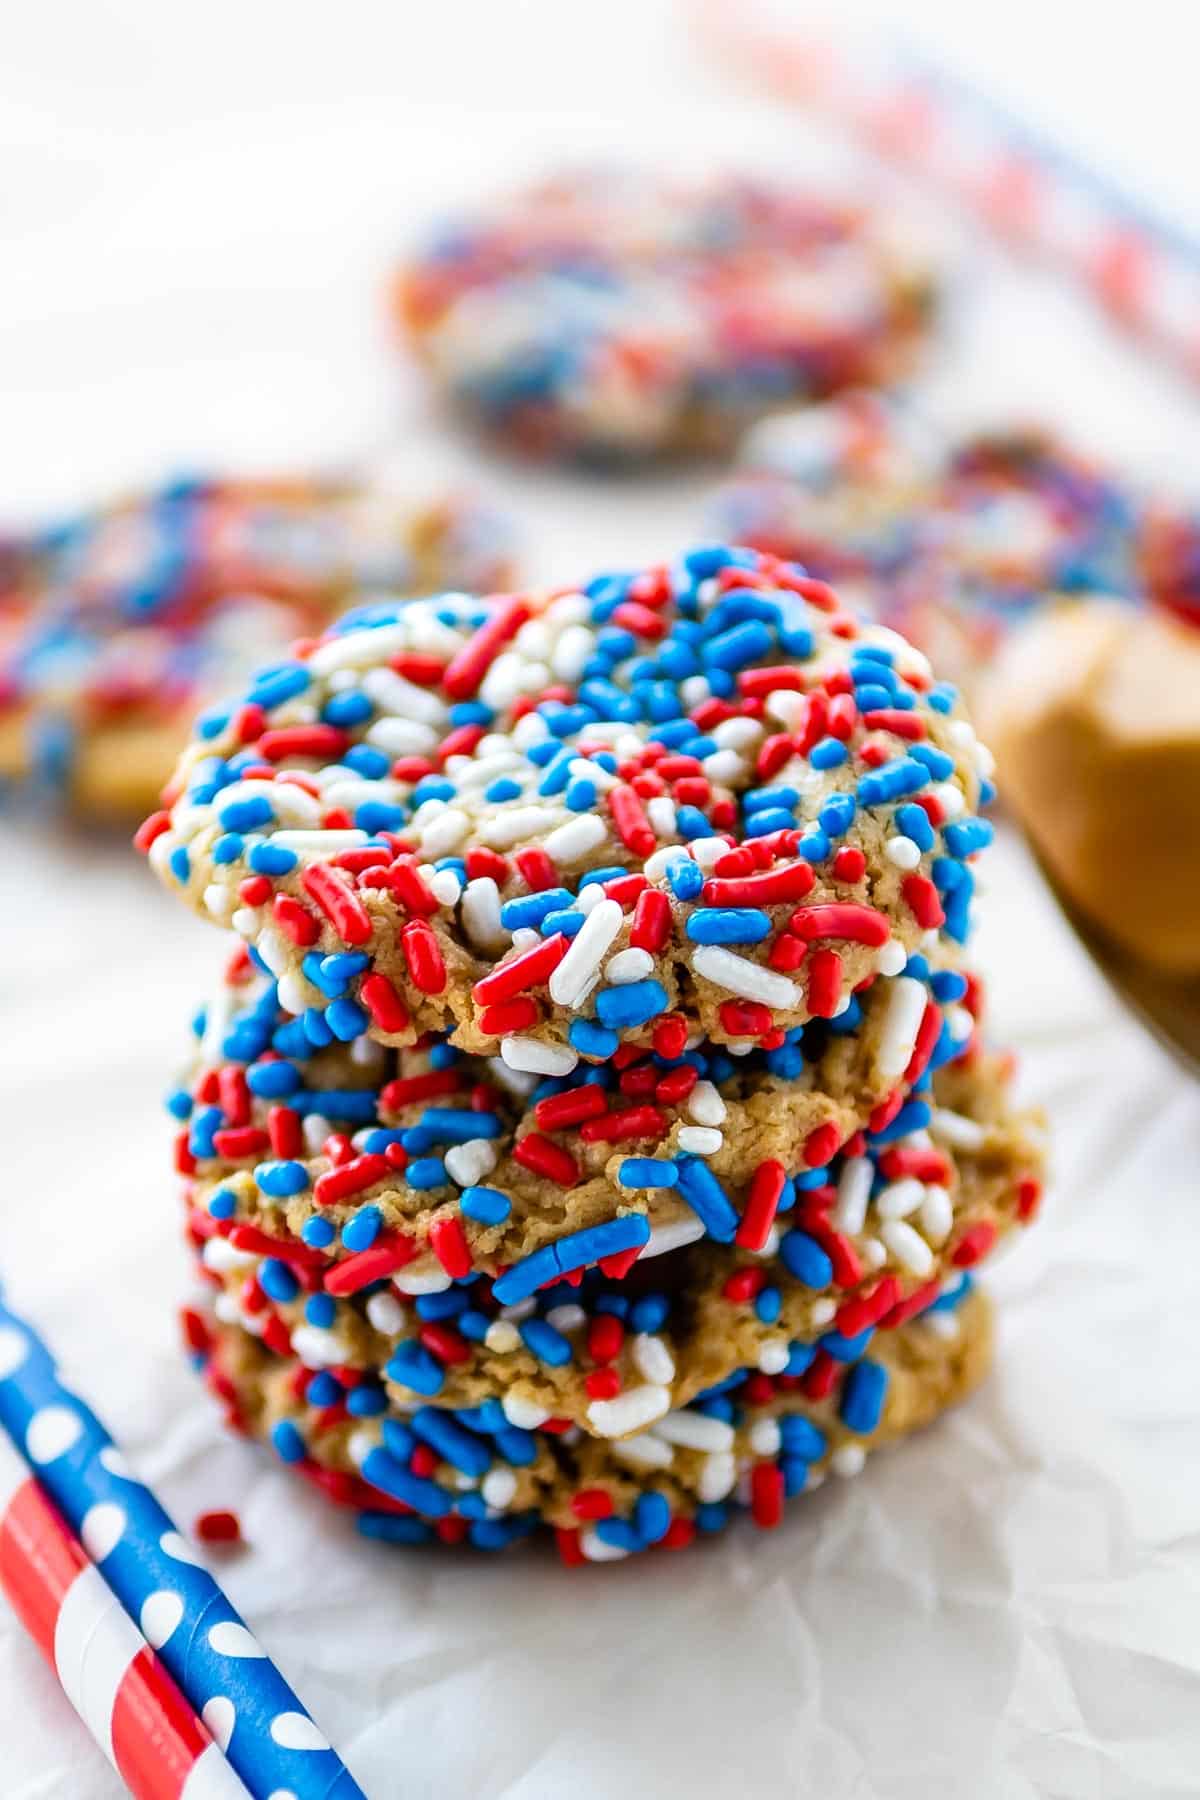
[[4, 819, 1199, 1800]]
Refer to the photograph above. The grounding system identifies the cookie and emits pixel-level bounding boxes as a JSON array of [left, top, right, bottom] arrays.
[[141, 547, 996, 1076], [0, 476, 516, 818], [710, 398, 1146, 689], [395, 171, 937, 462], [189, 1276, 990, 1559]]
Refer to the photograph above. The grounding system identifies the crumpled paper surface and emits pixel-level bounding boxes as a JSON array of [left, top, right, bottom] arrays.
[[3, 821, 1199, 1800]]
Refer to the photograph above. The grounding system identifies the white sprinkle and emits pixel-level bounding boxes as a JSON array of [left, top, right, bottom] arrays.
[[652, 1411, 734, 1452], [764, 688, 806, 729], [712, 716, 763, 751], [832, 1444, 867, 1477], [930, 1108, 986, 1150], [500, 1035, 578, 1077], [511, 712, 549, 749], [484, 1320, 521, 1354], [679, 675, 711, 709], [291, 1325, 352, 1369], [833, 1155, 873, 1234], [686, 1081, 727, 1126], [551, 624, 596, 683], [641, 798, 673, 841], [930, 780, 965, 819], [276, 972, 310, 1017], [272, 829, 369, 853], [202, 1237, 257, 1273], [874, 938, 908, 977], [925, 1309, 962, 1341], [510, 927, 541, 954], [749, 1419, 782, 1457], [347, 1426, 380, 1468], [544, 1304, 587, 1334], [757, 1338, 791, 1376], [481, 1467, 517, 1510], [677, 1126, 722, 1156], [587, 1384, 670, 1438], [697, 1452, 737, 1503], [308, 622, 412, 674], [808, 1297, 837, 1326], [203, 883, 233, 920], [875, 976, 927, 1078], [874, 1178, 924, 1220], [644, 845, 689, 882], [886, 835, 922, 871], [544, 814, 607, 863], [428, 868, 462, 907], [365, 1292, 407, 1336], [444, 1139, 497, 1187], [692, 944, 798, 1009], [419, 808, 472, 857], [360, 664, 449, 724], [549, 898, 623, 1008], [461, 877, 508, 952], [364, 716, 438, 755], [604, 947, 654, 985], [611, 1432, 675, 1470], [393, 1258, 452, 1295], [859, 1236, 887, 1271], [880, 1218, 935, 1276], [488, 1059, 538, 1097], [641, 1215, 706, 1259], [580, 1528, 629, 1562], [919, 1184, 953, 1244], [480, 805, 561, 850], [632, 1334, 676, 1385], [502, 1393, 550, 1430], [689, 836, 730, 869], [302, 1114, 332, 1153], [702, 749, 744, 783]]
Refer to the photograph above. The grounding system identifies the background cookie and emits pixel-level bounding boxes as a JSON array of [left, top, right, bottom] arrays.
[[396, 171, 938, 462], [0, 474, 517, 818]]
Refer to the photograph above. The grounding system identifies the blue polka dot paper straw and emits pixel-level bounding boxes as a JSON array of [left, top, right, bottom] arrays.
[[0, 1292, 365, 1800]]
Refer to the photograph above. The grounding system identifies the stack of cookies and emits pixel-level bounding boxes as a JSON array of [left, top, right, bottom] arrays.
[[142, 544, 1044, 1562]]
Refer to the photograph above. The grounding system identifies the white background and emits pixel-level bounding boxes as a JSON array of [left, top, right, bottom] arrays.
[[4, 3, 1200, 1795]]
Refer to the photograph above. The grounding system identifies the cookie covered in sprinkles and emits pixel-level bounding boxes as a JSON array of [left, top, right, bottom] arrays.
[[148, 542, 1044, 1562], [396, 170, 938, 462]]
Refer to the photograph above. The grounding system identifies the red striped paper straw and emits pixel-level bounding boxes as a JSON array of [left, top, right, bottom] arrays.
[[0, 1439, 248, 1800], [694, 0, 1200, 382]]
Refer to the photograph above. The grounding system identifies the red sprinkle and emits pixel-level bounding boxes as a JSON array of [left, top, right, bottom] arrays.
[[534, 1085, 608, 1131], [301, 865, 372, 946], [952, 1221, 998, 1267], [750, 1464, 784, 1529], [380, 1070, 462, 1110], [630, 888, 672, 953], [472, 934, 567, 1006], [584, 1368, 621, 1400], [609, 785, 656, 857], [360, 972, 410, 1034], [802, 1121, 842, 1168], [513, 1134, 579, 1186], [479, 996, 540, 1036], [580, 1105, 665, 1144], [194, 1510, 242, 1545], [652, 1015, 688, 1059], [587, 1315, 625, 1364], [314, 1154, 389, 1206], [832, 846, 867, 884], [515, 846, 558, 892], [324, 1232, 417, 1295], [133, 810, 171, 853], [801, 1350, 837, 1400], [257, 724, 348, 762], [429, 1214, 473, 1280], [703, 864, 815, 907], [719, 999, 773, 1037], [442, 597, 531, 699], [273, 893, 320, 946], [401, 919, 446, 994], [901, 874, 946, 930], [791, 903, 889, 946], [570, 1488, 614, 1520], [806, 948, 843, 1017], [418, 1322, 472, 1365]]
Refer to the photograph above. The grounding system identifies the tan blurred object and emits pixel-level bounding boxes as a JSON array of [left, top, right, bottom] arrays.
[[981, 601, 1200, 986]]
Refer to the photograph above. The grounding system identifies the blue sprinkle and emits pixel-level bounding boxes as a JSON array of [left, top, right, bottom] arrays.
[[686, 907, 770, 944], [541, 908, 585, 937], [326, 997, 369, 1041], [895, 802, 935, 851], [779, 1415, 827, 1459], [322, 690, 373, 728], [743, 785, 800, 814], [356, 1513, 434, 1546], [500, 889, 573, 931], [248, 841, 298, 876], [594, 979, 667, 1029], [301, 1217, 336, 1249], [779, 1229, 834, 1288], [249, 663, 310, 709], [618, 1158, 679, 1188], [520, 1318, 573, 1367], [460, 1186, 512, 1225], [754, 1286, 782, 1324], [207, 1188, 236, 1221], [406, 1157, 448, 1190], [410, 1407, 492, 1478], [634, 1490, 672, 1544], [909, 743, 955, 780], [259, 1258, 299, 1303], [305, 1293, 337, 1328], [840, 1360, 888, 1434], [342, 744, 390, 780], [491, 1214, 651, 1305], [694, 1502, 729, 1534], [347, 1385, 387, 1417], [342, 1205, 382, 1252], [675, 1157, 738, 1241], [254, 1160, 309, 1198], [219, 795, 275, 832], [271, 1420, 306, 1463], [212, 832, 245, 865], [819, 793, 857, 836], [566, 779, 597, 811], [168, 845, 190, 884], [705, 619, 773, 670], [809, 736, 848, 770], [385, 1343, 446, 1397], [744, 807, 796, 838], [798, 830, 831, 863], [675, 806, 714, 841], [666, 859, 704, 900], [360, 1447, 451, 1515], [629, 1294, 669, 1333]]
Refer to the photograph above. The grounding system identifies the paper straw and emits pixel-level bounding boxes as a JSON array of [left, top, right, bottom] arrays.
[[694, 1, 1200, 382], [0, 1293, 365, 1800]]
